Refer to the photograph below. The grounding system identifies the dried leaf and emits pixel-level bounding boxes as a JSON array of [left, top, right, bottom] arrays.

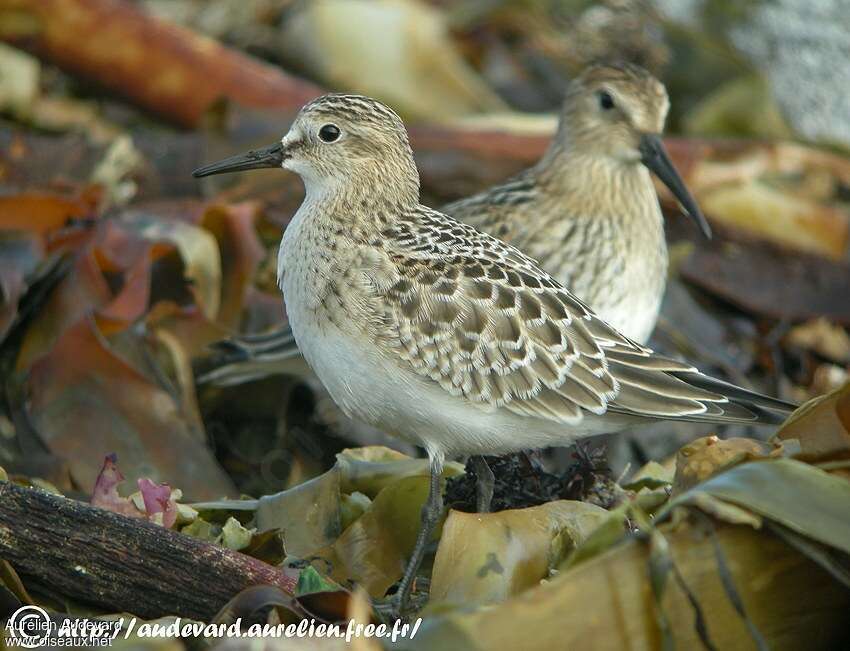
[[429, 501, 608, 607], [409, 523, 850, 649], [785, 318, 850, 363], [16, 251, 111, 370], [775, 381, 850, 465], [315, 475, 434, 597], [26, 319, 236, 499], [673, 436, 783, 493], [281, 0, 506, 120], [336, 446, 463, 498], [0, 190, 99, 235], [255, 466, 342, 556], [0, 0, 323, 128], [121, 211, 221, 320], [667, 459, 850, 555], [241, 529, 287, 566], [623, 459, 675, 491], [200, 202, 266, 329], [0, 230, 43, 342], [697, 179, 849, 259], [219, 516, 254, 551]]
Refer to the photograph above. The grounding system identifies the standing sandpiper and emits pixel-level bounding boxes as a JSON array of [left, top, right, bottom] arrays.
[[203, 63, 704, 372], [194, 93, 793, 617], [199, 63, 710, 510]]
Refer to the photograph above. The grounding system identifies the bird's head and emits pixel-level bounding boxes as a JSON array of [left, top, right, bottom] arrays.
[[559, 62, 710, 237], [193, 94, 420, 203]]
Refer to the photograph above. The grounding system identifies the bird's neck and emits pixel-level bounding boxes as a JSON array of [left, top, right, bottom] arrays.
[[278, 174, 418, 302], [533, 145, 663, 233], [525, 144, 668, 343]]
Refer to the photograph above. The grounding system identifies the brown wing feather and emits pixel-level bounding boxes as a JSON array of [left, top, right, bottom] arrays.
[[348, 207, 775, 427]]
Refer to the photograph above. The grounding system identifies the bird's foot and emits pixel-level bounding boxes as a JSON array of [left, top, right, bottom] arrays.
[[373, 594, 405, 624], [374, 587, 427, 624]]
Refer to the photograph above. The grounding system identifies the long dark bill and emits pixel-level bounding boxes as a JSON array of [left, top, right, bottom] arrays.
[[192, 142, 287, 178], [639, 134, 712, 239]]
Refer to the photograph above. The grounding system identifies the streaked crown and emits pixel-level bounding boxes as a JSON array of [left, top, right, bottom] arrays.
[[558, 62, 670, 160], [284, 93, 419, 201]]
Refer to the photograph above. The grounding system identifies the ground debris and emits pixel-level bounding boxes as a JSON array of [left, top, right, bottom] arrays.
[[446, 444, 623, 513]]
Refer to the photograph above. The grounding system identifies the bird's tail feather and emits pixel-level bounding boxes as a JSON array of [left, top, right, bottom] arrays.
[[606, 349, 797, 427], [669, 372, 797, 415], [196, 324, 302, 386], [211, 325, 299, 359]]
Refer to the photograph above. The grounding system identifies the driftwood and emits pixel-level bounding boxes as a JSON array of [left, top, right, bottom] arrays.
[[0, 481, 296, 621], [0, 0, 323, 127]]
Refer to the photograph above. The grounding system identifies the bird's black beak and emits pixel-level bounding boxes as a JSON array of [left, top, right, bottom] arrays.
[[639, 134, 711, 239], [192, 142, 288, 178]]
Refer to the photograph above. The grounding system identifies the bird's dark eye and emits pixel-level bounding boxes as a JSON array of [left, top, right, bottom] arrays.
[[599, 91, 615, 110], [318, 124, 341, 143]]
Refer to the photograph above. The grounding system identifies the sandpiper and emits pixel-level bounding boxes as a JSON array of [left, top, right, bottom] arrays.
[[203, 63, 704, 369], [199, 63, 710, 510], [194, 93, 793, 617]]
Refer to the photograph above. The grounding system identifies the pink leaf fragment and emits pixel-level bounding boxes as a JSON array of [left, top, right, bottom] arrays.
[[91, 453, 141, 518], [138, 478, 178, 528], [91, 454, 179, 527]]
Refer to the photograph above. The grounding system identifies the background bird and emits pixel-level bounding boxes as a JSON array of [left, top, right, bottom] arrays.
[[193, 93, 794, 617], [197, 63, 708, 387]]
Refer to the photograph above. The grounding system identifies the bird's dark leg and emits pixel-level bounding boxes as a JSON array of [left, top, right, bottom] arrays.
[[472, 455, 495, 513], [394, 453, 444, 617]]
